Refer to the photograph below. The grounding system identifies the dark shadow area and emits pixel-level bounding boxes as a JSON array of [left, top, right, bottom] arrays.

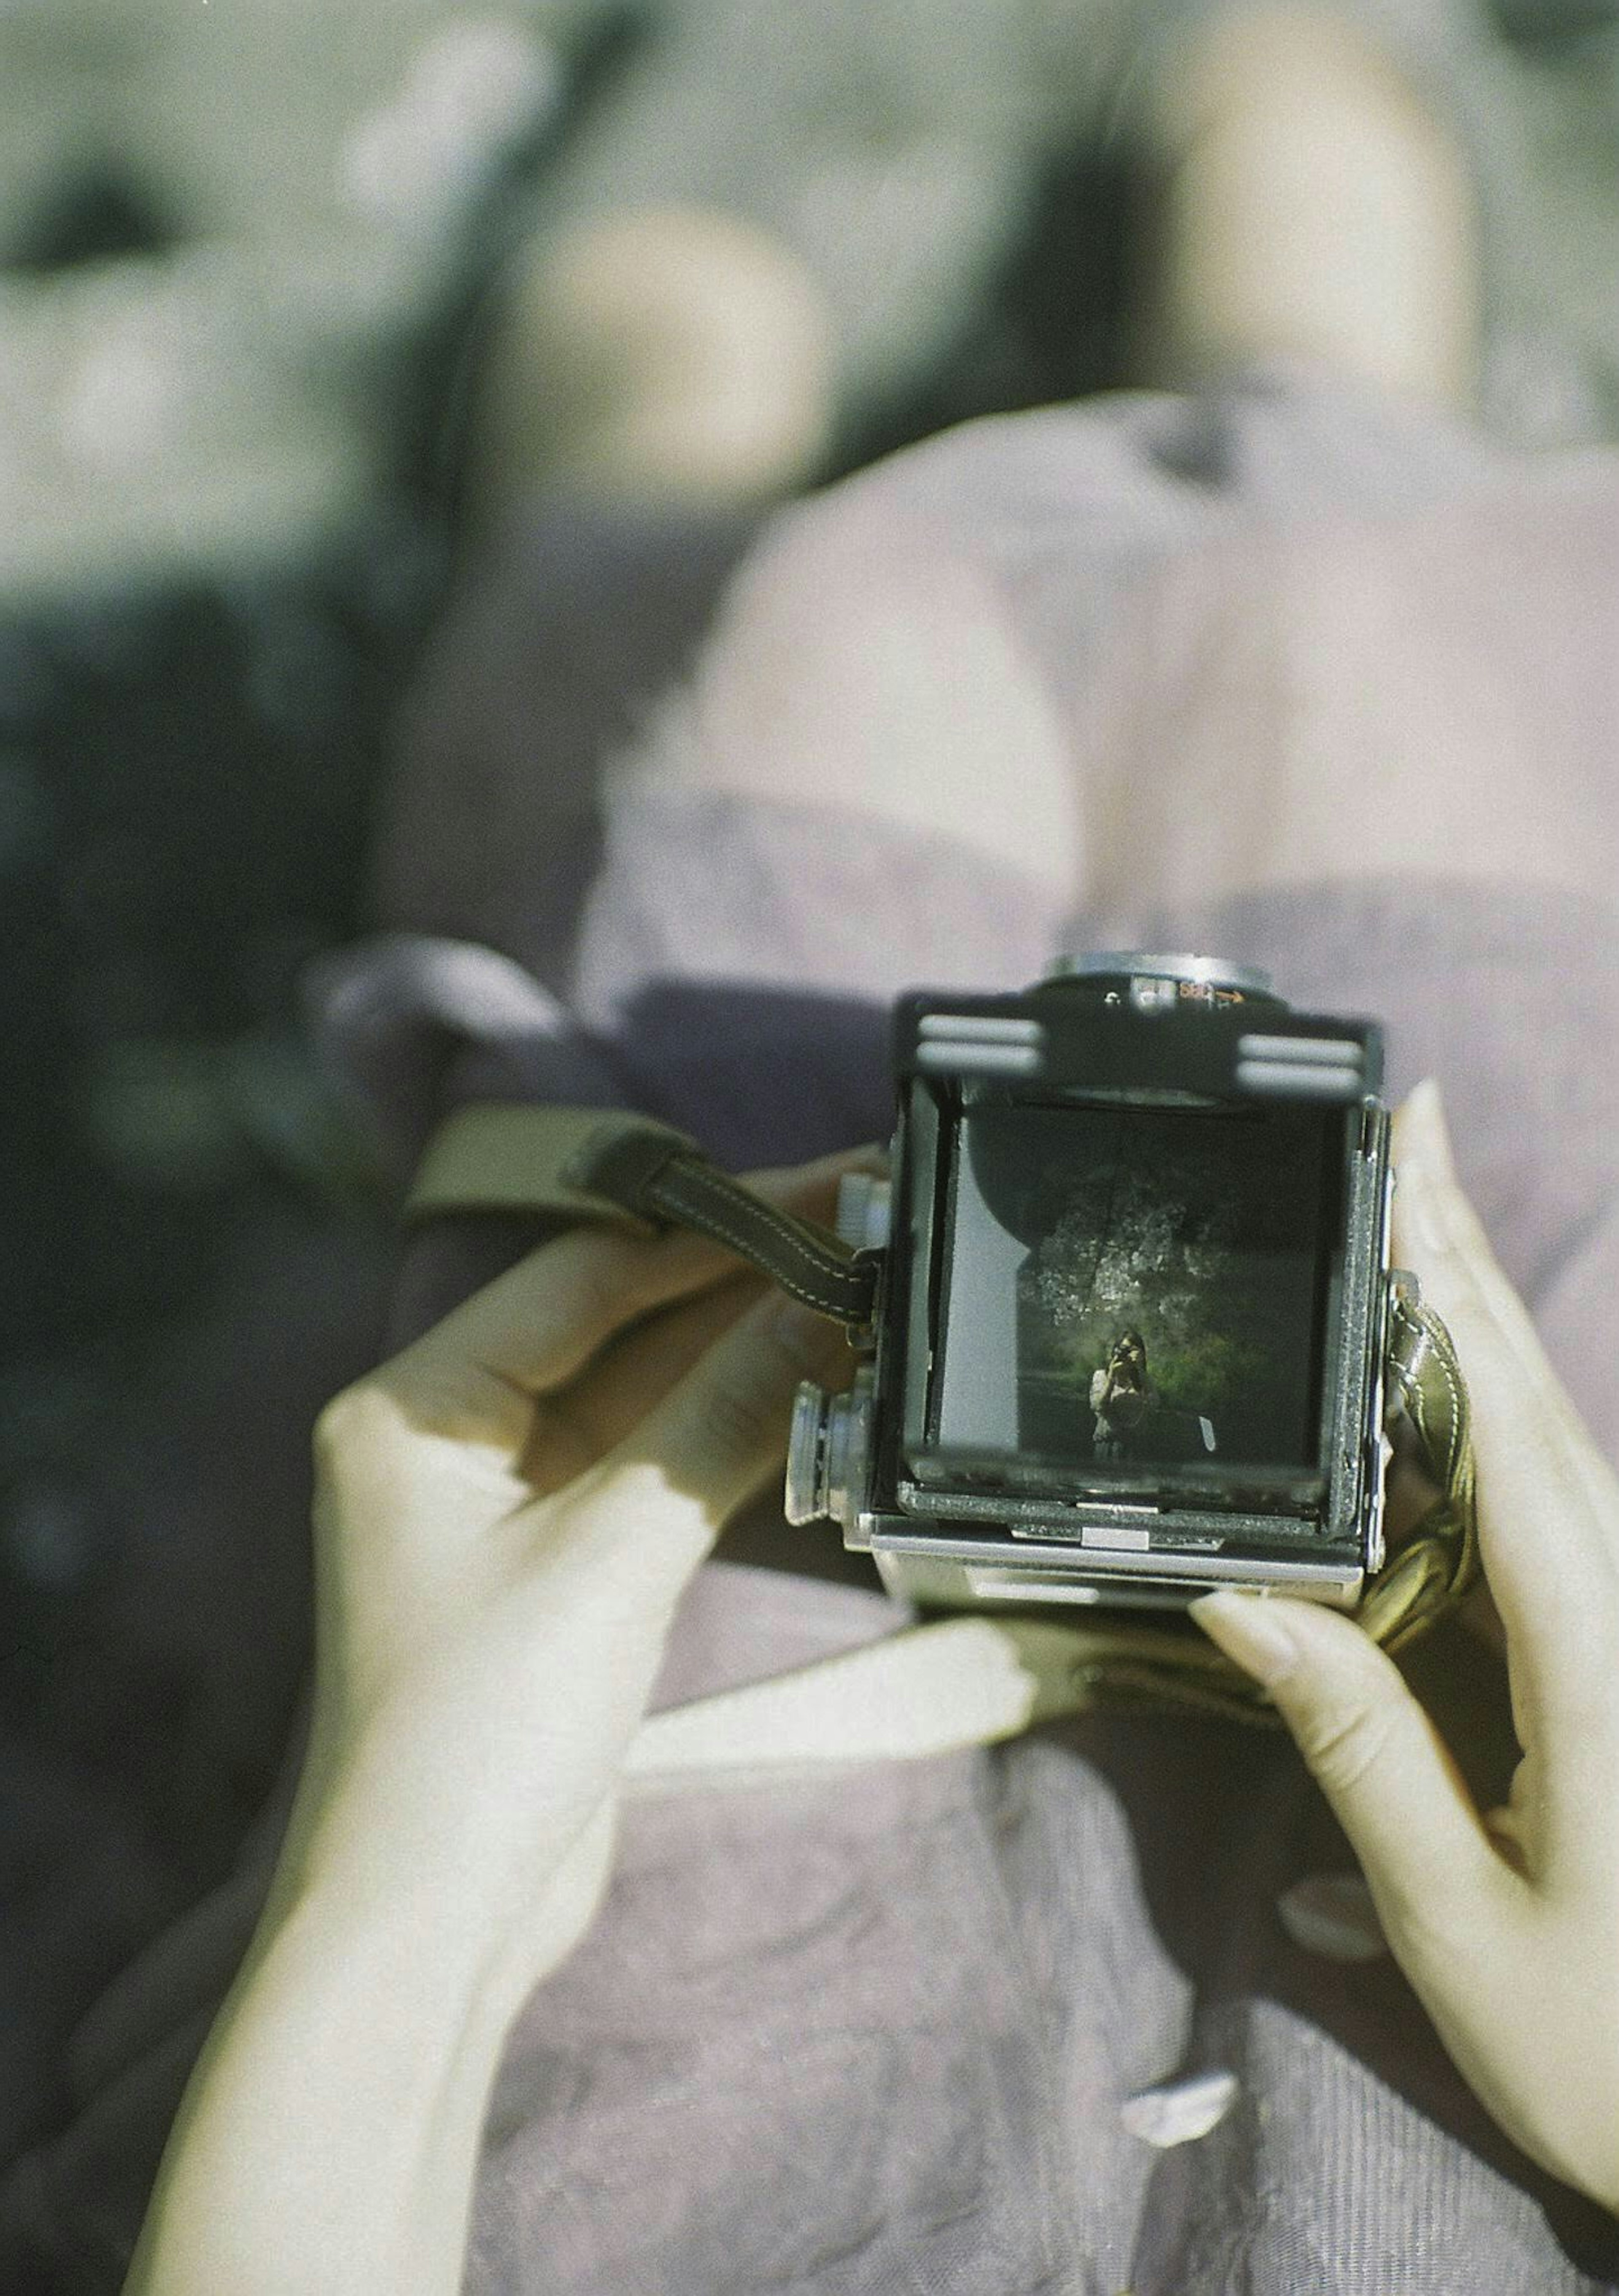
[[3, 159, 182, 273], [371, 497, 764, 990], [398, 3, 658, 524], [0, 559, 437, 2178], [604, 978, 895, 1170], [828, 140, 1140, 481]]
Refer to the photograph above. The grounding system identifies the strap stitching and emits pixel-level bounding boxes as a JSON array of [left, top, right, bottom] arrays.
[[653, 1187, 866, 1320], [657, 1163, 851, 1282], [1421, 1311, 1467, 1490], [653, 1165, 871, 1321]]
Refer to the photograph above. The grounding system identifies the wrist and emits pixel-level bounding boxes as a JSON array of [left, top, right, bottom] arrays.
[[272, 1747, 611, 2024], [127, 1850, 530, 2296], [280, 1850, 529, 2035], [262, 1819, 542, 2047]]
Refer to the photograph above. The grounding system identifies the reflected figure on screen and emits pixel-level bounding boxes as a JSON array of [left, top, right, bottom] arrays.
[[1089, 1328, 1152, 1460], [1088, 1328, 1220, 1465]]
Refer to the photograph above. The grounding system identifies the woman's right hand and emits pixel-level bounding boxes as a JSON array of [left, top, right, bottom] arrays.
[[1192, 1079, 1619, 2214]]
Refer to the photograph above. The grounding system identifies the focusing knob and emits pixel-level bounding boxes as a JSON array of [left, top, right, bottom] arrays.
[[784, 1373, 873, 1532], [834, 1172, 891, 1253], [785, 1382, 831, 1526]]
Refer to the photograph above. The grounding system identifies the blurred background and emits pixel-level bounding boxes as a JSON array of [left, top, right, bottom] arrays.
[[0, 0, 1616, 2172]]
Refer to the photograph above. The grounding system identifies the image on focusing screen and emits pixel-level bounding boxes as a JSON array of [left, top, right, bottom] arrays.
[[939, 1103, 1331, 1473]]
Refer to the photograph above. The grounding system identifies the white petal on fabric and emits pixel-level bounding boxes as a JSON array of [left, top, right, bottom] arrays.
[[1119, 2069, 1240, 2148], [1276, 1871, 1389, 1963]]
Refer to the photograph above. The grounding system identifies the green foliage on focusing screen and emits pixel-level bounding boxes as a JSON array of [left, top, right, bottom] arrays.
[[1021, 1121, 1317, 1422]]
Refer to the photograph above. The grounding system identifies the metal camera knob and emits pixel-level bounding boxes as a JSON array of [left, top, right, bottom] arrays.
[[785, 1370, 874, 1531], [834, 1170, 891, 1252], [1044, 951, 1278, 1014]]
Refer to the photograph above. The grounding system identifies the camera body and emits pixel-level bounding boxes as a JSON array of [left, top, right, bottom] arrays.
[[786, 954, 1396, 1615]]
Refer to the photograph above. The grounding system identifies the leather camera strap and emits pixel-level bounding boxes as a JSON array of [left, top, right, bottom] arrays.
[[408, 1104, 876, 1325], [406, 1104, 1480, 1741]]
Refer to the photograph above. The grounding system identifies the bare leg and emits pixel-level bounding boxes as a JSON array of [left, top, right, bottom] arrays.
[[1136, 4, 1479, 415], [448, 195, 1087, 941], [460, 204, 837, 531], [1097, 3, 1619, 922]]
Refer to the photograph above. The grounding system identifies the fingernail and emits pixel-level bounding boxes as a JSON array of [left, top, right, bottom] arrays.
[[1189, 1590, 1299, 1688]]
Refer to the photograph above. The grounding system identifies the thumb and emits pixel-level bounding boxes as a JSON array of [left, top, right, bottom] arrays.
[[1189, 1591, 1509, 1962]]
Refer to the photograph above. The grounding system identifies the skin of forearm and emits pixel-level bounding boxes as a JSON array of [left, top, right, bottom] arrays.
[[121, 1854, 544, 2296]]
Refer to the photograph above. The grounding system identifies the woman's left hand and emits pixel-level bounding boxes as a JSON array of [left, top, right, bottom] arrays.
[[1193, 1082, 1619, 2213], [282, 1149, 859, 2002]]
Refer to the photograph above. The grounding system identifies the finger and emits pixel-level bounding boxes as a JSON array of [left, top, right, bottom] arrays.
[[1395, 1082, 1605, 1478], [743, 1140, 889, 1209], [382, 1222, 740, 1433], [381, 1143, 877, 1430], [1390, 1085, 1619, 1736], [565, 1290, 851, 1597], [1190, 1589, 1525, 1969], [535, 1143, 883, 1458], [521, 1271, 766, 1491]]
